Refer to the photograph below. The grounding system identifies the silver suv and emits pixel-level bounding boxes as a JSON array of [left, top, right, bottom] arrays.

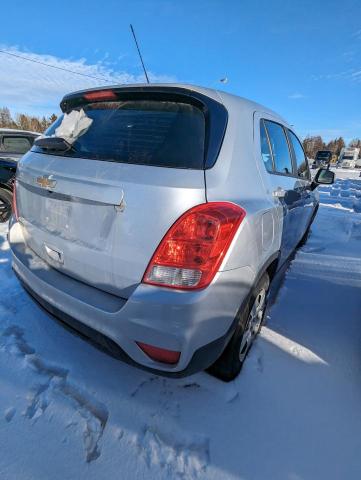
[[9, 84, 334, 381]]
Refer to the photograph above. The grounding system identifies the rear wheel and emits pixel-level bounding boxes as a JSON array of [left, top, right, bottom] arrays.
[[208, 273, 270, 382], [0, 189, 12, 223]]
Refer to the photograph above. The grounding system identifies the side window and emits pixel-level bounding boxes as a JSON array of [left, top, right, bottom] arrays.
[[264, 120, 293, 175], [3, 136, 32, 154], [288, 130, 310, 180], [260, 120, 273, 172]]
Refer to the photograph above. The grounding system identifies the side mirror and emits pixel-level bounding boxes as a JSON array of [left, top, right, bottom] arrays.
[[311, 168, 335, 190]]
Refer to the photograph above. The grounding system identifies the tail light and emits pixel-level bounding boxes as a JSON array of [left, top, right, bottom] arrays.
[[12, 180, 19, 221], [136, 342, 180, 364], [143, 202, 246, 290]]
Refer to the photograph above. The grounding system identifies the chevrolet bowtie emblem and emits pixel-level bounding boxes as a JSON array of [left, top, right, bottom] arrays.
[[36, 175, 57, 189]]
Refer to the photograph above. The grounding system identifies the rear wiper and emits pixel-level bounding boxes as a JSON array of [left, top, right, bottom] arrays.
[[34, 136, 75, 152]]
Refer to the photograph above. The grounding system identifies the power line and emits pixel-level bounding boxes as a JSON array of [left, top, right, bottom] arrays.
[[0, 49, 112, 83]]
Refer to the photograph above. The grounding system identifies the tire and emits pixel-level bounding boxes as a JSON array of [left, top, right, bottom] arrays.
[[0, 188, 12, 223], [208, 273, 270, 382]]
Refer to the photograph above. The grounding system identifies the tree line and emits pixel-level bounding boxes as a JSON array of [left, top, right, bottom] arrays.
[[302, 136, 361, 159], [0, 107, 58, 133]]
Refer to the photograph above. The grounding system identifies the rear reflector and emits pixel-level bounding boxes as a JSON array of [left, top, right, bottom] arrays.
[[12, 180, 18, 221], [83, 90, 117, 101], [136, 342, 180, 364], [143, 202, 246, 290]]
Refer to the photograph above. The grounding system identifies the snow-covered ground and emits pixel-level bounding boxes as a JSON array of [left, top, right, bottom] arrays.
[[331, 167, 361, 181], [1, 175, 361, 479]]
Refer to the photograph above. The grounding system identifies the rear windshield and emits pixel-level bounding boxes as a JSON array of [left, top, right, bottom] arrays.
[[35, 100, 206, 169]]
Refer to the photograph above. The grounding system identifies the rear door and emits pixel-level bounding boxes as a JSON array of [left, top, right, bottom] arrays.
[[16, 91, 226, 298], [259, 117, 307, 264]]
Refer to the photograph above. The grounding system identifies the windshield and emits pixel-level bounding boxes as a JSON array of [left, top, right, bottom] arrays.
[[34, 100, 206, 169], [316, 151, 331, 159]]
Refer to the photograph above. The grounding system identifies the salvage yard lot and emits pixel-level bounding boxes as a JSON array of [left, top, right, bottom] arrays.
[[0, 174, 361, 480]]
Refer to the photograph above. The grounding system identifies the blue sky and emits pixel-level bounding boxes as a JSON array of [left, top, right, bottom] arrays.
[[1, 0, 361, 142]]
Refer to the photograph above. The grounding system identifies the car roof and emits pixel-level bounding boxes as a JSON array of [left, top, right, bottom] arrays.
[[62, 83, 291, 128], [0, 128, 40, 137]]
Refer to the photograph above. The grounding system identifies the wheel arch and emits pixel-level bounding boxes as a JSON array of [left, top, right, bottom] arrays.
[[208, 252, 280, 381], [223, 251, 281, 341]]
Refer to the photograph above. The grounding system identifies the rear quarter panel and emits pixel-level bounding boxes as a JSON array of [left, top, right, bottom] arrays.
[[205, 102, 281, 279]]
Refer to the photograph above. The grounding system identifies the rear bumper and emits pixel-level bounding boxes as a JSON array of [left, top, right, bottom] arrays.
[[9, 221, 255, 376], [14, 272, 237, 378]]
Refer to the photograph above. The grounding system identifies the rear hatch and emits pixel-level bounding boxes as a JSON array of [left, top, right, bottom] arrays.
[[15, 87, 227, 298]]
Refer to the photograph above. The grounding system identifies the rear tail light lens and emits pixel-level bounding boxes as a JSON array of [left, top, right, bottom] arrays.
[[136, 342, 180, 364], [12, 180, 18, 221], [83, 90, 117, 102], [143, 202, 246, 290]]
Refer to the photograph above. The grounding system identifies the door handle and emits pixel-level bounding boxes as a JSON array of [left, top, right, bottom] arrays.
[[273, 187, 286, 198]]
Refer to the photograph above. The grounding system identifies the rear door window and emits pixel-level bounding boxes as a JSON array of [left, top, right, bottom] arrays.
[[260, 120, 273, 172], [3, 136, 32, 154], [264, 120, 293, 175], [40, 100, 206, 169], [288, 130, 310, 179]]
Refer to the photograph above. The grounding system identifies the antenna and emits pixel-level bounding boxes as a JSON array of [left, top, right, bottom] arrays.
[[130, 24, 150, 84]]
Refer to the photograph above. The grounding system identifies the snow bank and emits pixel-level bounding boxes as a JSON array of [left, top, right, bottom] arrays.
[[0, 178, 361, 479]]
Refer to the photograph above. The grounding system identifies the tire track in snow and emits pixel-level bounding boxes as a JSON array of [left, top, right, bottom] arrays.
[[0, 325, 109, 463]]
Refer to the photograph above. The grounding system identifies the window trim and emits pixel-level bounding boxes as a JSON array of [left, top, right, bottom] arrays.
[[261, 119, 297, 178]]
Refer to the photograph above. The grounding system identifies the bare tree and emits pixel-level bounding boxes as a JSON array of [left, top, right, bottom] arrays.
[[0, 107, 16, 128], [349, 138, 361, 149], [0, 107, 57, 133], [303, 135, 347, 158], [302, 136, 325, 158]]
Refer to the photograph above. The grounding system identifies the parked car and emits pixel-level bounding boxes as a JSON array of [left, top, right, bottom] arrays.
[[9, 85, 334, 381], [0, 129, 39, 222], [311, 150, 332, 169]]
